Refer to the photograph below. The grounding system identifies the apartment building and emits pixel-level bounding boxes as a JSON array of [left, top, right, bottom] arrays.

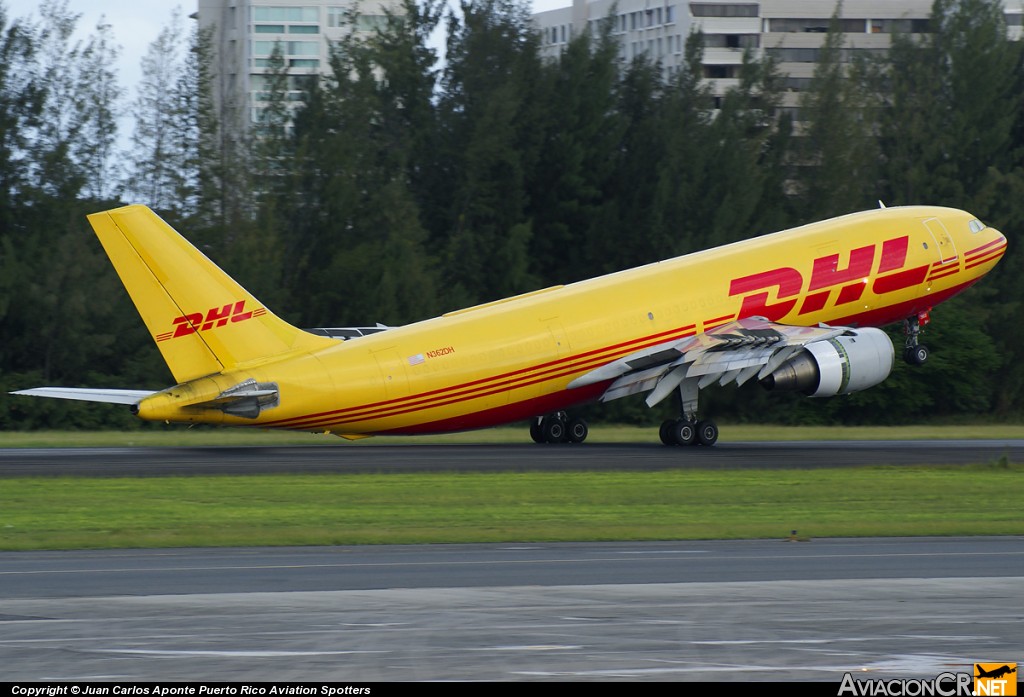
[[197, 0, 402, 133], [536, 0, 1024, 101]]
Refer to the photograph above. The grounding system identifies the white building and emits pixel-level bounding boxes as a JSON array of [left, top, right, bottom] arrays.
[[537, 0, 692, 73], [536, 0, 1024, 102], [197, 0, 402, 134]]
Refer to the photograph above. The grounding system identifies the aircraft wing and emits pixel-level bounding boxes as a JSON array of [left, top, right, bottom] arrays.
[[568, 317, 849, 407], [11, 387, 157, 405]]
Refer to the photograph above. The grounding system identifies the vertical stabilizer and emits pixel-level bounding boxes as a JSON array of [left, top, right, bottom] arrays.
[[88, 205, 335, 383]]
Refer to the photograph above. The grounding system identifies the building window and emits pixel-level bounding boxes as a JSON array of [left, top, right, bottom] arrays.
[[768, 17, 864, 33], [289, 25, 320, 34], [254, 40, 319, 56], [703, 33, 759, 48], [327, 7, 348, 27], [666, 5, 675, 23], [690, 3, 759, 18], [255, 24, 285, 33], [870, 18, 930, 33], [1006, 13, 1023, 26], [289, 58, 320, 68], [703, 64, 739, 78], [764, 47, 820, 62], [254, 6, 319, 22], [357, 15, 388, 32]]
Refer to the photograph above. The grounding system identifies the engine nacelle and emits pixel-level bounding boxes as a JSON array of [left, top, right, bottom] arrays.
[[760, 328, 894, 397]]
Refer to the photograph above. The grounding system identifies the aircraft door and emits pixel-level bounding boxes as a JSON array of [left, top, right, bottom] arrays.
[[544, 318, 572, 359], [515, 318, 573, 402], [372, 347, 410, 400], [922, 218, 958, 265]]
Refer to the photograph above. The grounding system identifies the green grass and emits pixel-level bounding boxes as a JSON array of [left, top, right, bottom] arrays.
[[1, 464, 1021, 550], [4, 423, 1024, 447]]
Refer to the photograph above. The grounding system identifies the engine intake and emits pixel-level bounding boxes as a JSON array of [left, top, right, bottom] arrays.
[[760, 328, 894, 397]]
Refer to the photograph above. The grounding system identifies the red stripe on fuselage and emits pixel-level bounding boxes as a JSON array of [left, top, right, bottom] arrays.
[[964, 247, 1006, 270], [965, 238, 1006, 258], [284, 342, 685, 429], [831, 278, 977, 327], [380, 380, 613, 435], [370, 277, 981, 435], [263, 324, 699, 428], [294, 359, 621, 430], [269, 268, 985, 434]]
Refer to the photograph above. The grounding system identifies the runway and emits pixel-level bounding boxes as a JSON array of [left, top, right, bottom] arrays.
[[2, 439, 1023, 477], [2, 539, 1022, 681], [2, 444, 1022, 681]]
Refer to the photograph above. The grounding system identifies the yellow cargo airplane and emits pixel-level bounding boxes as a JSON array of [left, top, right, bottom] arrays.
[[14, 204, 1006, 445]]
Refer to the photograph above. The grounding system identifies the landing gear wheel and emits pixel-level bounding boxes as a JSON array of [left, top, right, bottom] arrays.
[[903, 312, 930, 367], [529, 419, 545, 444], [904, 344, 929, 366], [542, 416, 566, 444], [659, 419, 677, 446], [696, 419, 719, 446], [672, 419, 697, 446], [567, 417, 589, 444]]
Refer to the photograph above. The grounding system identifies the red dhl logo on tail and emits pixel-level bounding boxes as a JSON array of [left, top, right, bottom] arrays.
[[728, 235, 944, 321], [155, 301, 266, 342]]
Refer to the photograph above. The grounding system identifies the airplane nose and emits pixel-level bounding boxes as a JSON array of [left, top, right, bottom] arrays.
[[964, 225, 1007, 271]]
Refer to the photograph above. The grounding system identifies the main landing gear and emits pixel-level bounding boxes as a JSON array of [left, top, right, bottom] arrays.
[[529, 411, 589, 444], [903, 311, 931, 366], [659, 418, 719, 446], [659, 376, 718, 446]]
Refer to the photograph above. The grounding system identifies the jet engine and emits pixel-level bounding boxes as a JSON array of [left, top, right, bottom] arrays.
[[760, 328, 894, 397]]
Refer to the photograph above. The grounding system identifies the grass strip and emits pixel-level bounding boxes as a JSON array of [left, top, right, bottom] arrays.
[[1, 463, 1021, 550], [4, 423, 1024, 448]]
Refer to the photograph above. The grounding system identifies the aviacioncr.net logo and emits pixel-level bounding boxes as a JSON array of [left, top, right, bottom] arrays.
[[974, 663, 1017, 696], [838, 672, 973, 696]]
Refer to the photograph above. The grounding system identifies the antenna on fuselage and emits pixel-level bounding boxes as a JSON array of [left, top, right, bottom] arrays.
[[878, 200, 887, 209]]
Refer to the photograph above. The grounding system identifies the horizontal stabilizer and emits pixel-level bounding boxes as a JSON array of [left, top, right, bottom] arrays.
[[11, 387, 156, 405]]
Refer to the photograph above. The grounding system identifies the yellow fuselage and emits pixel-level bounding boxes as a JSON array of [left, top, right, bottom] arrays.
[[136, 206, 1005, 435]]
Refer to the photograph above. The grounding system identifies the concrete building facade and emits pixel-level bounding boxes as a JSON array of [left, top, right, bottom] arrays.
[[536, 0, 1024, 102], [197, 0, 402, 134]]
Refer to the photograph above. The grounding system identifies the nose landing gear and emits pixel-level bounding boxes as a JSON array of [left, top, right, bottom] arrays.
[[903, 311, 931, 366]]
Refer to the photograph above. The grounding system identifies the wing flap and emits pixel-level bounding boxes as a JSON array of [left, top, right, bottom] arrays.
[[573, 317, 852, 407]]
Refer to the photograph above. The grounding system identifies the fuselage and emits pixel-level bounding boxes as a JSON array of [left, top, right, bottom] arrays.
[[137, 206, 1006, 436]]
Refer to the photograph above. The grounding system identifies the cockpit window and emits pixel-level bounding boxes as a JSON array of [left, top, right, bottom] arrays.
[[968, 219, 986, 233]]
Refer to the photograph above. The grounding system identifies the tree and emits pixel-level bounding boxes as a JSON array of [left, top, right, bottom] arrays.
[[795, 9, 881, 219], [128, 9, 188, 215], [437, 0, 544, 306], [878, 0, 1020, 211], [526, 18, 623, 285], [76, 16, 122, 201], [280, 1, 443, 326], [0, 2, 41, 233]]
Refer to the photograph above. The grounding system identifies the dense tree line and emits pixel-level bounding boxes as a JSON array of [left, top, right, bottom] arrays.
[[1, 0, 1022, 430]]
